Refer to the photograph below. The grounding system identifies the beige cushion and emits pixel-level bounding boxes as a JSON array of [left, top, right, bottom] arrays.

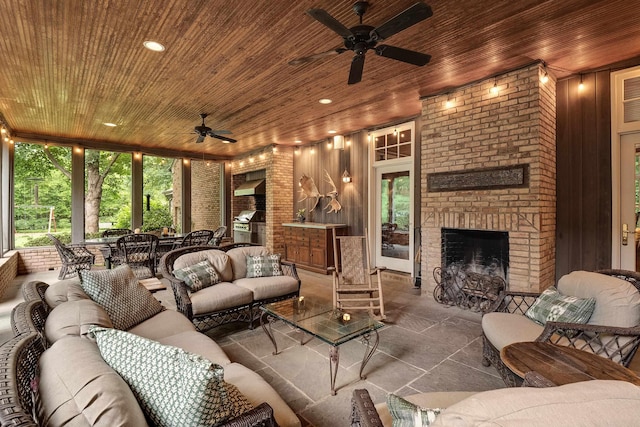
[[174, 249, 233, 282], [233, 276, 299, 300], [557, 270, 640, 327], [44, 279, 89, 308], [225, 246, 269, 280], [158, 330, 231, 366], [224, 362, 301, 427], [44, 300, 113, 344], [375, 392, 477, 427], [126, 309, 195, 340], [431, 380, 640, 426], [190, 282, 253, 315], [482, 312, 544, 351], [39, 337, 148, 427]]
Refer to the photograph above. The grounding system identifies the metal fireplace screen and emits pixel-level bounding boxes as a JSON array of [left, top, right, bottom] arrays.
[[433, 228, 508, 312]]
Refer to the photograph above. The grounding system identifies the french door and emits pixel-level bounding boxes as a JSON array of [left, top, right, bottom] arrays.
[[373, 163, 413, 272], [618, 133, 640, 270]]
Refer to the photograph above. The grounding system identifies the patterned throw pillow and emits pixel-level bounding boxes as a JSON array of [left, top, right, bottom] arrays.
[[387, 394, 442, 427], [246, 254, 283, 278], [79, 265, 164, 330], [90, 326, 253, 427], [525, 286, 596, 326], [173, 260, 220, 292]]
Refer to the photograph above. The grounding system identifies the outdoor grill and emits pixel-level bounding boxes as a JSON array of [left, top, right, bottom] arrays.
[[233, 210, 266, 244]]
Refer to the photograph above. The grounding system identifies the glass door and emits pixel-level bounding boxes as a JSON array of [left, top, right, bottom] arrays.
[[619, 133, 640, 271], [374, 163, 413, 272]]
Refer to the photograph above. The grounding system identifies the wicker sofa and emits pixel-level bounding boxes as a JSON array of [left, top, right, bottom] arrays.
[[350, 376, 640, 427], [160, 243, 301, 331], [2, 277, 301, 427], [482, 269, 640, 386]]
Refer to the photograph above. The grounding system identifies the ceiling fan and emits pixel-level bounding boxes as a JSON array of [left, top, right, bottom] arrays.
[[289, 1, 433, 85], [193, 113, 236, 144]]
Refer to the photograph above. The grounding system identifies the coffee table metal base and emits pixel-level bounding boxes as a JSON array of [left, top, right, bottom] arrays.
[[260, 311, 379, 395]]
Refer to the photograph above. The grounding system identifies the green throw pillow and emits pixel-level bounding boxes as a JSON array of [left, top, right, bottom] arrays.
[[387, 394, 442, 427], [246, 254, 283, 278], [79, 265, 164, 330], [90, 326, 253, 427], [173, 259, 220, 292], [525, 286, 596, 326]]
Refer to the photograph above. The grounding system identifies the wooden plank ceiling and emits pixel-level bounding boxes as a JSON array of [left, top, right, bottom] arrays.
[[0, 0, 639, 160]]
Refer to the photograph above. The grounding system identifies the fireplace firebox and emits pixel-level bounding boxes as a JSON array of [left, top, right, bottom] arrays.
[[433, 228, 509, 312]]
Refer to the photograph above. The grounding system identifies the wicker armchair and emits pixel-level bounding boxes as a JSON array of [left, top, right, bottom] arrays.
[[100, 228, 132, 268], [47, 234, 95, 279], [209, 225, 227, 246], [482, 269, 640, 387]]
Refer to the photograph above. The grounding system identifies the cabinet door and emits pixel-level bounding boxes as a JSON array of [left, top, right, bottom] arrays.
[[310, 245, 326, 269], [285, 243, 298, 263]]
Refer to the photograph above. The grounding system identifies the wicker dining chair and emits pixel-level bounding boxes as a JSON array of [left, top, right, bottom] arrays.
[[208, 226, 227, 246], [47, 234, 95, 280], [116, 233, 159, 279], [100, 228, 132, 268], [173, 229, 215, 250]]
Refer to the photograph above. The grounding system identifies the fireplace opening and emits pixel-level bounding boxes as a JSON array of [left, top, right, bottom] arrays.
[[441, 228, 509, 280], [433, 228, 509, 312]]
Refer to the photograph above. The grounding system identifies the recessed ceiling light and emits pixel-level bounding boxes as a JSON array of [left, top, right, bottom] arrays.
[[319, 98, 332, 104], [294, 140, 302, 143], [328, 130, 337, 134], [103, 122, 117, 127], [143, 40, 165, 52]]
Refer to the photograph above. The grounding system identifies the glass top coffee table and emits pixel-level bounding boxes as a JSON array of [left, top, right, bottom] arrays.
[[260, 297, 384, 395]]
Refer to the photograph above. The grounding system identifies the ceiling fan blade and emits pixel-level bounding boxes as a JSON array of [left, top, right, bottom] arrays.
[[195, 133, 205, 143], [375, 45, 431, 66], [348, 53, 366, 85], [209, 133, 237, 143], [306, 9, 354, 39], [370, 2, 433, 41], [288, 47, 347, 66], [209, 129, 232, 135]]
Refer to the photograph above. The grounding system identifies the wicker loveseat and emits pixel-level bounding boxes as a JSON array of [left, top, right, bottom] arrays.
[[160, 243, 301, 331], [482, 269, 640, 386], [3, 277, 301, 427]]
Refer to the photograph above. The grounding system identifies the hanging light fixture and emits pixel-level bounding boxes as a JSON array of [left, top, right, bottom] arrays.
[[578, 74, 584, 91], [342, 169, 352, 183]]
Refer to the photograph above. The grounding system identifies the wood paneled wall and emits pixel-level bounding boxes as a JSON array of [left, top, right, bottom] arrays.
[[556, 71, 612, 277], [292, 132, 368, 235]]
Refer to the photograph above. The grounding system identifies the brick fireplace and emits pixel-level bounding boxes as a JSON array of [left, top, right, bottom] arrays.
[[420, 63, 556, 293]]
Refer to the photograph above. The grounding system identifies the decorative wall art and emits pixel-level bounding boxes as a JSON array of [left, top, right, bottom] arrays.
[[298, 169, 342, 214]]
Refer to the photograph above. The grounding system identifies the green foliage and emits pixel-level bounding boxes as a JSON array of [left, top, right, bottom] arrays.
[[114, 204, 132, 229], [142, 200, 173, 231]]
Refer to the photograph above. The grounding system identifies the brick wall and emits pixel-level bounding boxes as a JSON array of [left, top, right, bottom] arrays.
[[421, 63, 556, 293], [191, 161, 222, 230], [16, 246, 106, 275], [232, 147, 294, 254]]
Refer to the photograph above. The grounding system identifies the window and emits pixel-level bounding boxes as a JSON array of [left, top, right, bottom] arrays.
[[13, 143, 72, 247], [84, 149, 132, 238], [142, 155, 174, 232], [374, 127, 412, 162]]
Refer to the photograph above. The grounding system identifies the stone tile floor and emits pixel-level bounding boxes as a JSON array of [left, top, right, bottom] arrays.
[[1, 268, 505, 427]]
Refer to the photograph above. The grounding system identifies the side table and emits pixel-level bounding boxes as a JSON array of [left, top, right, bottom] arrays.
[[501, 341, 640, 386]]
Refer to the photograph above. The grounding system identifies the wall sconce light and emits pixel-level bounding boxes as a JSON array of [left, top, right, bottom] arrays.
[[333, 135, 344, 150], [578, 74, 584, 91], [342, 169, 352, 183], [490, 79, 499, 94]]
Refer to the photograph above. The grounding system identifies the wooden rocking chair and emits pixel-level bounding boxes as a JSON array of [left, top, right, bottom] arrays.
[[331, 230, 386, 320]]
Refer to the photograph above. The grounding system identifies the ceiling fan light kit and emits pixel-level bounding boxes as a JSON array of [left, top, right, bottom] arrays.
[[293, 1, 433, 85]]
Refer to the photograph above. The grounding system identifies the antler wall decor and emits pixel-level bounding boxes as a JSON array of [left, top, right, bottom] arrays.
[[298, 169, 342, 214]]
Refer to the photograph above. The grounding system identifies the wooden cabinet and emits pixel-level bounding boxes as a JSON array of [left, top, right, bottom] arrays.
[[282, 223, 347, 274]]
